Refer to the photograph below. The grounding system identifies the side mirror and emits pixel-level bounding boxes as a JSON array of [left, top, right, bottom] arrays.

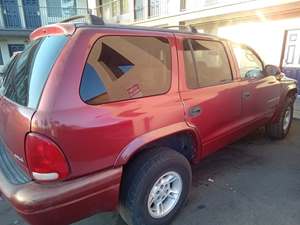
[[263, 65, 284, 80], [264, 64, 281, 76]]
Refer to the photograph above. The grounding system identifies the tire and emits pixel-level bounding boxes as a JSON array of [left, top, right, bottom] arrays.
[[119, 147, 192, 225], [266, 96, 294, 139]]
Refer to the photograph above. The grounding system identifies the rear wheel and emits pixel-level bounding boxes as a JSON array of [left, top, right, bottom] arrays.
[[266, 97, 294, 139], [119, 147, 192, 225]]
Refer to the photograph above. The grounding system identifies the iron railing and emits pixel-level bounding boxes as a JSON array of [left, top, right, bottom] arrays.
[[0, 5, 89, 30]]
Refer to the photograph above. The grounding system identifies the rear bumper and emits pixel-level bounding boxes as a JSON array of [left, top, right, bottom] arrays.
[[0, 166, 122, 225]]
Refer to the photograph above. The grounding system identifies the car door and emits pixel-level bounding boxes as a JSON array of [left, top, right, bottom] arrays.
[[231, 44, 281, 124], [177, 35, 243, 158]]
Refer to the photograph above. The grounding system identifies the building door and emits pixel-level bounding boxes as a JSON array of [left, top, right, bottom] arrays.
[[281, 29, 300, 94], [0, 0, 22, 28], [22, 0, 41, 29]]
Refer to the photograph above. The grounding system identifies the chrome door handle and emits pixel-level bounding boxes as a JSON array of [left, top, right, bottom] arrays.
[[243, 91, 251, 99], [189, 106, 201, 117]]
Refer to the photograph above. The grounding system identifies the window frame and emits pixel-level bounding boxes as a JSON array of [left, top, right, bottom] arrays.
[[79, 34, 173, 106], [231, 43, 265, 80], [183, 38, 234, 89]]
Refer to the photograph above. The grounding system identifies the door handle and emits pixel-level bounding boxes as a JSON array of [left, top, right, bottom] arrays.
[[189, 106, 201, 117], [243, 91, 251, 99]]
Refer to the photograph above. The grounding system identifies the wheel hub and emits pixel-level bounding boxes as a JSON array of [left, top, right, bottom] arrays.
[[147, 171, 182, 219], [283, 106, 292, 131]]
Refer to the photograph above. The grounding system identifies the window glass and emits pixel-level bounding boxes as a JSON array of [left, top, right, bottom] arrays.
[[120, 0, 129, 14], [183, 39, 232, 88], [3, 36, 68, 108], [80, 36, 171, 105], [0, 49, 3, 65], [8, 44, 25, 57], [47, 0, 62, 17], [0, 54, 18, 94], [134, 0, 144, 20], [232, 45, 263, 79]]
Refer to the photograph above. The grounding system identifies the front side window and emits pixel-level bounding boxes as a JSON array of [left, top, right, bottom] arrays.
[[183, 39, 233, 89], [232, 44, 263, 79], [80, 36, 171, 105]]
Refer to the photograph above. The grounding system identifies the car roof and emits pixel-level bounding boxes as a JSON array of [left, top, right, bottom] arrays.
[[75, 23, 221, 40], [30, 18, 227, 42]]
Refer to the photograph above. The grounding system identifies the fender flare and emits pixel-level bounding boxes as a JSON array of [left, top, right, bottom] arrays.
[[114, 122, 200, 167], [271, 83, 297, 122]]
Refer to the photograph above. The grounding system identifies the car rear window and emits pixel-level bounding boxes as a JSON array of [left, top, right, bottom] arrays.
[[80, 36, 171, 105], [0, 35, 68, 108]]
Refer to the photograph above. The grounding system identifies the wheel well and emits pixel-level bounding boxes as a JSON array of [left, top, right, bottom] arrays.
[[125, 131, 198, 168], [287, 89, 298, 102]]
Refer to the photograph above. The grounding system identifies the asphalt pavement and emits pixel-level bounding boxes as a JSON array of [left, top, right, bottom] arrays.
[[1, 120, 300, 225]]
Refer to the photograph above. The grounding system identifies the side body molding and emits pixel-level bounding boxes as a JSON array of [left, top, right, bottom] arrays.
[[114, 122, 199, 167]]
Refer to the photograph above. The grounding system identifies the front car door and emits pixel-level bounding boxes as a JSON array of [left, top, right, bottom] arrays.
[[230, 43, 281, 125], [177, 34, 243, 159]]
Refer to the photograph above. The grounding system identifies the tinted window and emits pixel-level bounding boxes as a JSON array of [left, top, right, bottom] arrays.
[[0, 54, 18, 94], [232, 45, 263, 79], [183, 39, 232, 88], [80, 36, 171, 105], [0, 49, 3, 65], [2, 36, 68, 108]]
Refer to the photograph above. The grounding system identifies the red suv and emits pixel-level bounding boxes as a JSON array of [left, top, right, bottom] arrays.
[[0, 16, 298, 225]]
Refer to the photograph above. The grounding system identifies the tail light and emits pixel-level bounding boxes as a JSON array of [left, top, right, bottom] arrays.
[[25, 133, 69, 181]]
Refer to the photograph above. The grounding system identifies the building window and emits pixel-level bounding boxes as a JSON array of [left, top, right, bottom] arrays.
[[46, 0, 77, 17], [80, 36, 171, 105], [120, 0, 129, 14], [149, 0, 160, 17], [134, 0, 144, 20], [47, 0, 62, 17], [111, 1, 118, 17], [62, 0, 77, 17], [286, 45, 296, 65], [180, 0, 186, 11], [8, 44, 25, 57]]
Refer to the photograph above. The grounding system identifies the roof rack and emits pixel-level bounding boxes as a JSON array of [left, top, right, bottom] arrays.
[[60, 15, 104, 25], [162, 25, 198, 33]]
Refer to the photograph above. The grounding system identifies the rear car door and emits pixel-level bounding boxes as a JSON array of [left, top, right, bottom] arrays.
[[231, 44, 281, 124], [0, 35, 68, 174], [177, 35, 243, 158]]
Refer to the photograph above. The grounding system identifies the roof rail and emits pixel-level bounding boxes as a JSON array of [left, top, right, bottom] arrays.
[[162, 25, 198, 33], [60, 15, 105, 25]]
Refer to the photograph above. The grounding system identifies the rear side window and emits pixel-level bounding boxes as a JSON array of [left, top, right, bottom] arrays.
[[80, 36, 171, 105], [1, 36, 68, 108], [183, 39, 232, 88]]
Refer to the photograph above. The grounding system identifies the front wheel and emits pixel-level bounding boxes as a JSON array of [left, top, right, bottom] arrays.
[[266, 97, 294, 139], [119, 147, 192, 225]]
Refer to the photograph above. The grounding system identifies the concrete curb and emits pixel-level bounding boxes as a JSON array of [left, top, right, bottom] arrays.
[[294, 95, 300, 119]]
